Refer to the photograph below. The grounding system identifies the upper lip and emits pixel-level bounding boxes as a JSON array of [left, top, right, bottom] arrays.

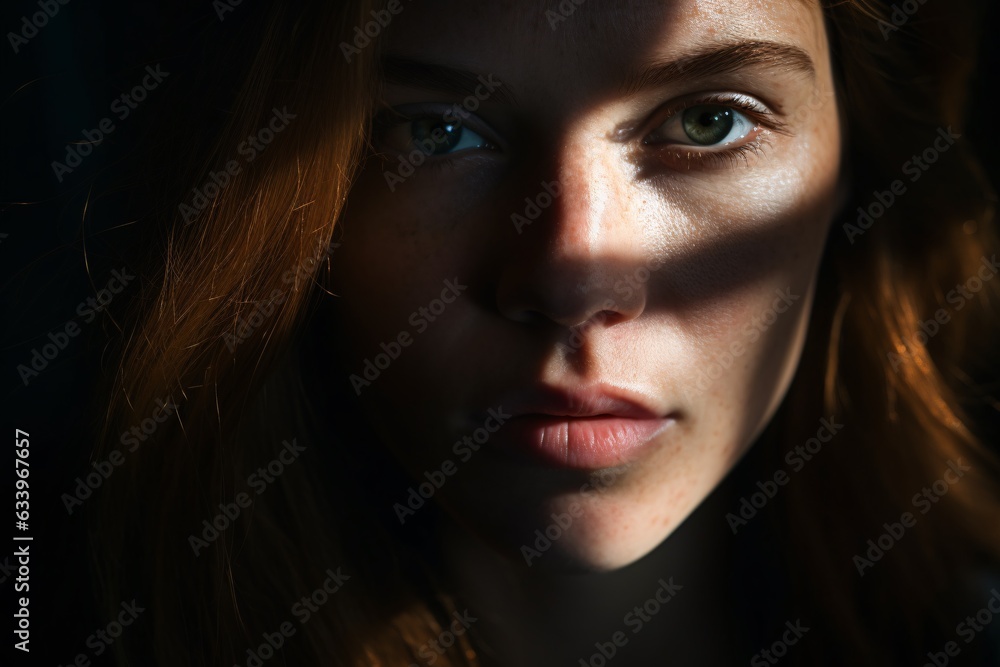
[[503, 384, 664, 420]]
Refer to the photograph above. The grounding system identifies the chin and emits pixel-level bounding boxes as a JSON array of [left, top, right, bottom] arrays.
[[542, 540, 671, 574], [472, 491, 692, 574]]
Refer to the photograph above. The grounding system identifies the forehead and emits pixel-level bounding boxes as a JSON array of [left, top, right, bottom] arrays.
[[381, 0, 826, 75]]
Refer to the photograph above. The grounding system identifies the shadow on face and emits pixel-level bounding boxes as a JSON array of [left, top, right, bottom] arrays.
[[328, 0, 844, 571]]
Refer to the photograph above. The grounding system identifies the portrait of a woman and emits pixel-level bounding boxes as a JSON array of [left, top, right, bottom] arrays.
[[5, 0, 1000, 665]]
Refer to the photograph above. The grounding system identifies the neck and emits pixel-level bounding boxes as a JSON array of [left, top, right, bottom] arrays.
[[437, 474, 758, 667]]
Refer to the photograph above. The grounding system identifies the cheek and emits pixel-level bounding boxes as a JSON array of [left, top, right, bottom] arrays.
[[330, 150, 516, 349], [331, 163, 475, 342], [645, 113, 841, 458], [666, 194, 828, 401], [328, 161, 503, 470], [344, 151, 506, 241]]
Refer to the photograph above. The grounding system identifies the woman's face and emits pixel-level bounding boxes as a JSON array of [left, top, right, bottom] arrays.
[[331, 0, 842, 570]]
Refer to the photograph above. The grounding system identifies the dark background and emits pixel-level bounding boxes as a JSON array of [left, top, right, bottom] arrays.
[[2, 1, 999, 664]]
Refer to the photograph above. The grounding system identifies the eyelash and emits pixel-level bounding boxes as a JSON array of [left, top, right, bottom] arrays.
[[656, 141, 768, 171], [371, 92, 787, 173], [370, 108, 499, 159], [640, 93, 788, 171]]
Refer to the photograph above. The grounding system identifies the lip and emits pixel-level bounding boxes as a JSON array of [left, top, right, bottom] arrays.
[[494, 385, 675, 470]]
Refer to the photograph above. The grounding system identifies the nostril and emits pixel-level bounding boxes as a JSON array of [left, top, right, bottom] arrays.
[[595, 309, 621, 325], [521, 310, 549, 325], [581, 309, 625, 329]]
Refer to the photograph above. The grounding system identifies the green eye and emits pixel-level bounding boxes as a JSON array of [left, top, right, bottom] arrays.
[[647, 103, 757, 148], [410, 118, 464, 155], [379, 113, 494, 157], [681, 106, 736, 145]]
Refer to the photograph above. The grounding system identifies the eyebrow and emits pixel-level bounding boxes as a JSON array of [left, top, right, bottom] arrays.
[[619, 40, 816, 98], [380, 40, 814, 108], [381, 56, 519, 106]]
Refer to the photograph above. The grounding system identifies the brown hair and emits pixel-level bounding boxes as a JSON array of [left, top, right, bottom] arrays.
[[92, 0, 1000, 664], [774, 0, 1000, 662]]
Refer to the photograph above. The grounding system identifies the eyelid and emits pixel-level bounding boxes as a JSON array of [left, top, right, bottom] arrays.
[[649, 140, 773, 172], [629, 93, 790, 173], [371, 103, 504, 151], [615, 92, 789, 144]]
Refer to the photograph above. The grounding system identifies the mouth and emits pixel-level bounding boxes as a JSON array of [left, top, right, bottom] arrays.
[[494, 385, 676, 470]]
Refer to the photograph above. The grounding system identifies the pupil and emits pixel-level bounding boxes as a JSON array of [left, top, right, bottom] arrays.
[[682, 106, 734, 145], [413, 119, 462, 154]]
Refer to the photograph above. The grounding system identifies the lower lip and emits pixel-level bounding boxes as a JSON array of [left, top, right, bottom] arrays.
[[498, 415, 674, 470]]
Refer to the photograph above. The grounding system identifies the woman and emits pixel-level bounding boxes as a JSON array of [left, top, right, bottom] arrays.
[[92, 0, 1000, 664]]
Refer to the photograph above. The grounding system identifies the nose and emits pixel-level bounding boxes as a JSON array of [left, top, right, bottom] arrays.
[[495, 137, 651, 330]]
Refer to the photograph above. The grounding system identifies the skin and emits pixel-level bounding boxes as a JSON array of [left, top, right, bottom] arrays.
[[329, 0, 843, 662]]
